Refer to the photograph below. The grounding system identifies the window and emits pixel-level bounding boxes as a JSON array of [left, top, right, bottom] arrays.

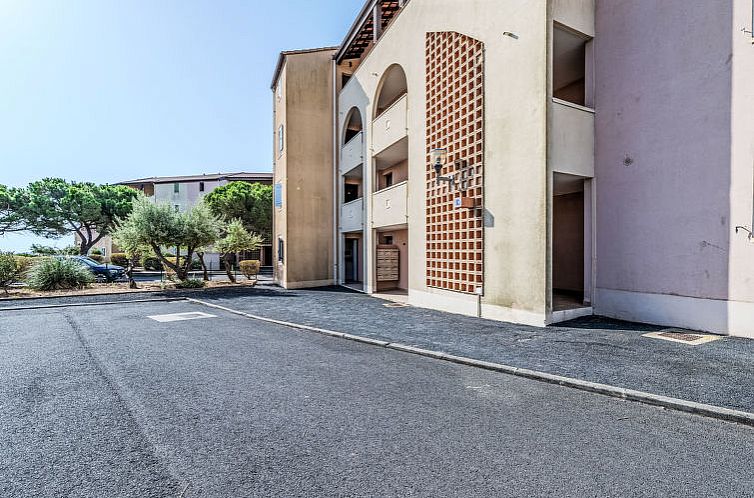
[[278, 125, 285, 155], [199, 182, 205, 192], [173, 183, 180, 193], [344, 183, 360, 203], [384, 172, 394, 188], [383, 235, 394, 245], [277, 237, 285, 263]]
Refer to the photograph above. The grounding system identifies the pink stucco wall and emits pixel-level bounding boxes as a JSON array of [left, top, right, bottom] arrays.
[[594, 0, 733, 300]]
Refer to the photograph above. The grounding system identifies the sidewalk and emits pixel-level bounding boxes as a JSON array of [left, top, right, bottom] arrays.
[[199, 286, 754, 414]]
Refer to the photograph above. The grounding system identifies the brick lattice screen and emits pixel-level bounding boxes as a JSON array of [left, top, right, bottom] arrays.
[[425, 32, 485, 294]]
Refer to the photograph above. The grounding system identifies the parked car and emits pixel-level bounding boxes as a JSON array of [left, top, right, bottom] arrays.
[[61, 256, 126, 283]]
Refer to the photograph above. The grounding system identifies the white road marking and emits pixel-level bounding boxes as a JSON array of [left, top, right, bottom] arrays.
[[148, 311, 217, 323]]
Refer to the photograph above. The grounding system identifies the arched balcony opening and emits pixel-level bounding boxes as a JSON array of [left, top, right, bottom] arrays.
[[374, 64, 408, 119], [343, 107, 363, 145]]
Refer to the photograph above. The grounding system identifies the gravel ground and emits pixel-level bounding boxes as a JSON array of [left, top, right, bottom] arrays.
[[1, 300, 754, 496]]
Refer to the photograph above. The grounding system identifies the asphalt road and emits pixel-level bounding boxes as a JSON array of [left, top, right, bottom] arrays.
[[1, 300, 753, 497]]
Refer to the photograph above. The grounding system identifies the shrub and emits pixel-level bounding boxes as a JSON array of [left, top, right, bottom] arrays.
[[27, 258, 94, 291], [90, 248, 103, 256], [13, 256, 36, 275], [175, 279, 206, 289], [0, 252, 27, 295], [239, 260, 260, 280], [89, 254, 104, 263], [109, 253, 130, 267]]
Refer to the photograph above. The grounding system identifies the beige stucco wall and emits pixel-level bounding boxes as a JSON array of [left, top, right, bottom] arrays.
[[337, 0, 551, 322], [273, 49, 336, 288]]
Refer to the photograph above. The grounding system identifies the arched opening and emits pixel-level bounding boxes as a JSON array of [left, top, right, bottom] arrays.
[[374, 64, 407, 118], [343, 107, 363, 144]]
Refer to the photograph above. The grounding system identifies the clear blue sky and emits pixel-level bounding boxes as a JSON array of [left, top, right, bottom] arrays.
[[0, 0, 363, 251]]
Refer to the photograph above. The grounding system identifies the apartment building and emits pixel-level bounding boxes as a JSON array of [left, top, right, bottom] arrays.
[[86, 172, 273, 266], [273, 0, 754, 337], [271, 48, 337, 289]]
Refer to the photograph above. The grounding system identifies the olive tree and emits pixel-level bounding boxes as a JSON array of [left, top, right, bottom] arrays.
[[215, 219, 263, 283], [113, 196, 220, 282]]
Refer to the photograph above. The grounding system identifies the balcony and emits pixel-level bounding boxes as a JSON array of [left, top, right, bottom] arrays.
[[372, 94, 408, 155], [550, 98, 594, 178], [341, 197, 364, 233], [341, 131, 364, 175], [372, 181, 408, 229]]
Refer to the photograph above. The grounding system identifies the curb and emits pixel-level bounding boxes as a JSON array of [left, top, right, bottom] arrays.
[[0, 297, 189, 312], [187, 298, 754, 428], [0, 283, 271, 307]]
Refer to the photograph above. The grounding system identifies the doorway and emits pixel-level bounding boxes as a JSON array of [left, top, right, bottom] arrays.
[[553, 173, 590, 312], [344, 237, 361, 284]]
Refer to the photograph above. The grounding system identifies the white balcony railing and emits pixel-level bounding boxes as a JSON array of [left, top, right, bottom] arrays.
[[340, 131, 364, 175], [372, 94, 408, 155], [341, 197, 364, 233], [371, 181, 408, 229], [551, 98, 595, 178]]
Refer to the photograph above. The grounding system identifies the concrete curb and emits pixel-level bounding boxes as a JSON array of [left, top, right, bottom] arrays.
[[0, 282, 269, 305], [0, 297, 189, 312], [187, 298, 754, 428]]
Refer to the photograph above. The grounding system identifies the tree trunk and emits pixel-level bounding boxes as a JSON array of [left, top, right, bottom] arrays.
[[197, 252, 209, 281], [224, 253, 236, 283]]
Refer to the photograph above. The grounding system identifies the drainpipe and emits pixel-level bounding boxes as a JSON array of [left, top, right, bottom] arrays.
[[331, 59, 339, 285]]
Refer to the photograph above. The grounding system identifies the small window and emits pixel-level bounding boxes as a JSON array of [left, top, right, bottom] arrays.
[[344, 183, 360, 203], [383, 235, 394, 245], [384, 172, 394, 188], [274, 183, 283, 208], [278, 125, 285, 155], [277, 237, 285, 263], [173, 183, 180, 193], [199, 182, 205, 192]]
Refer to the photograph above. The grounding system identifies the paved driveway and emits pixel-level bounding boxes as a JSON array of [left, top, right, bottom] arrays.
[[1, 300, 753, 497]]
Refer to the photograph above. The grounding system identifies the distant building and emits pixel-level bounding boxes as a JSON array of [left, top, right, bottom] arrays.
[[82, 172, 273, 267]]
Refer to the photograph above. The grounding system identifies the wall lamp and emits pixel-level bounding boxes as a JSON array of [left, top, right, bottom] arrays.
[[431, 148, 453, 187], [430, 148, 475, 192]]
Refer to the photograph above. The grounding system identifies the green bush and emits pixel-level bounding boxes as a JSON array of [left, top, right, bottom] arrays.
[[239, 260, 260, 280], [0, 252, 27, 294], [13, 256, 36, 275], [175, 279, 205, 289], [141, 256, 162, 271], [89, 254, 104, 263], [27, 258, 94, 291], [190, 259, 202, 270], [90, 248, 103, 256], [109, 253, 130, 267]]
